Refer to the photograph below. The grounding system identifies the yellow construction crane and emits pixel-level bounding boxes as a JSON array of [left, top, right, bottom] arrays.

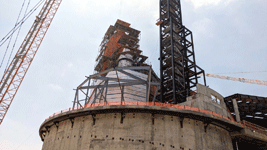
[[0, 0, 62, 125], [204, 73, 267, 86]]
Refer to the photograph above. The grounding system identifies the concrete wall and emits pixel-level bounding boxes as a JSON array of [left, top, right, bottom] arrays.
[[41, 112, 233, 150], [184, 84, 232, 119]]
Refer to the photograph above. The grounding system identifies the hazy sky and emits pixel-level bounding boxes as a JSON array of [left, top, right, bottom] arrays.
[[0, 0, 267, 149]]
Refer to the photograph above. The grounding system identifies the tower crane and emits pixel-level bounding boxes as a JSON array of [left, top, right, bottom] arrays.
[[0, 0, 62, 125], [204, 73, 267, 86]]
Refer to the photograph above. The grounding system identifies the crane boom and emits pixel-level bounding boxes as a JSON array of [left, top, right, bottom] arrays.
[[205, 73, 267, 86], [0, 0, 62, 125]]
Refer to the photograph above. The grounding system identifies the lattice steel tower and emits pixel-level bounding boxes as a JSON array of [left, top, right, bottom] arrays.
[[159, 0, 206, 103]]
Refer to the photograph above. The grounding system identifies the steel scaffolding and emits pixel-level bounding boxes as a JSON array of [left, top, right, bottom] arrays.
[[159, 0, 206, 103]]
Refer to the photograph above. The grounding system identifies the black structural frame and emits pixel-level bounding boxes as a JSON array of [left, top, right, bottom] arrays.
[[159, 0, 206, 103]]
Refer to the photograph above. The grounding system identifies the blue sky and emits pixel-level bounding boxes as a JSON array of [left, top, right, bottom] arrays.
[[0, 0, 266, 149]]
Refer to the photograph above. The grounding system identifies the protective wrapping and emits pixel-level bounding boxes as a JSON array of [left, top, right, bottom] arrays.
[[89, 69, 148, 104]]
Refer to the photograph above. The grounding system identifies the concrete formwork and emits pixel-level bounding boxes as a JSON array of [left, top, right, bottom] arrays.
[[40, 105, 239, 150]]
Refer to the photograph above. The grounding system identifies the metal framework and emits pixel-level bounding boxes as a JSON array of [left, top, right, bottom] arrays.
[[159, 0, 206, 103], [0, 0, 62, 125], [72, 66, 160, 108], [73, 20, 161, 108], [224, 94, 267, 128]]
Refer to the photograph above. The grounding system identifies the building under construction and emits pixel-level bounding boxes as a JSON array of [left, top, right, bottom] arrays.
[[39, 0, 267, 150]]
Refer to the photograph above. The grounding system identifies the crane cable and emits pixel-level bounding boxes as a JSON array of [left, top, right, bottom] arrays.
[[0, 0, 32, 71], [0, 0, 27, 69], [4, 0, 32, 73], [0, 0, 45, 47]]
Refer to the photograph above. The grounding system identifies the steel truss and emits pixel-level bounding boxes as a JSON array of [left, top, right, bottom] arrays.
[[0, 0, 62, 125], [224, 94, 267, 128], [72, 66, 160, 108], [159, 0, 206, 103]]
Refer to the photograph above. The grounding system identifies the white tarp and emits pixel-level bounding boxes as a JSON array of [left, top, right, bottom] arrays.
[[89, 69, 148, 104]]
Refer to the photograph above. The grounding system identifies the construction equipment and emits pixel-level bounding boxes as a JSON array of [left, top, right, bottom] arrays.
[[0, 0, 62, 125], [204, 73, 267, 86]]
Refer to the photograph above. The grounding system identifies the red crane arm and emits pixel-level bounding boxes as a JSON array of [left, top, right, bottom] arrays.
[[0, 0, 62, 125]]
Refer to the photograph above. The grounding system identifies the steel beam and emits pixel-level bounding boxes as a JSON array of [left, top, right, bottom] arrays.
[[80, 81, 160, 89]]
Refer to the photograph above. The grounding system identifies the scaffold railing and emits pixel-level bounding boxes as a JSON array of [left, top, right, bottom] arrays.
[[241, 120, 267, 136]]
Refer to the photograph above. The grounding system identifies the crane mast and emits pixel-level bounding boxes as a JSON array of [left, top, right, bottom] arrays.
[[0, 0, 62, 125]]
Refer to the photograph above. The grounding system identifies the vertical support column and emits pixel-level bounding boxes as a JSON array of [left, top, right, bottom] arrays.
[[170, 18, 177, 103], [159, 0, 164, 103], [121, 86, 124, 103], [104, 80, 108, 103], [84, 78, 91, 105], [72, 89, 78, 108], [147, 68, 152, 102], [93, 88, 97, 103], [235, 140, 239, 150], [232, 99, 241, 122], [232, 139, 239, 150]]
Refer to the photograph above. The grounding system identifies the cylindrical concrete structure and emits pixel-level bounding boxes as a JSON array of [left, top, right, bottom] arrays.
[[39, 105, 241, 150]]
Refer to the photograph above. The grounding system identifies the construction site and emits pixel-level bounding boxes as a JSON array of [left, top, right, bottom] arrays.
[[0, 0, 267, 150]]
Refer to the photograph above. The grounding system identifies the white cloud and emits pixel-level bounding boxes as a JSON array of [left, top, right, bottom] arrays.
[[65, 0, 158, 19], [66, 0, 120, 15], [68, 62, 73, 67], [192, 18, 213, 37], [0, 140, 40, 150], [186, 0, 235, 8], [49, 84, 62, 90], [0, 140, 16, 150], [0, 118, 41, 150]]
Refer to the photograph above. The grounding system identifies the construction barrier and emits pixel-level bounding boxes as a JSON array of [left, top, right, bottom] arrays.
[[45, 101, 267, 136]]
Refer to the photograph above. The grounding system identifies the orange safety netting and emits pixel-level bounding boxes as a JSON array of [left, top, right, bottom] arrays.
[[46, 102, 235, 122], [44, 101, 267, 136]]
